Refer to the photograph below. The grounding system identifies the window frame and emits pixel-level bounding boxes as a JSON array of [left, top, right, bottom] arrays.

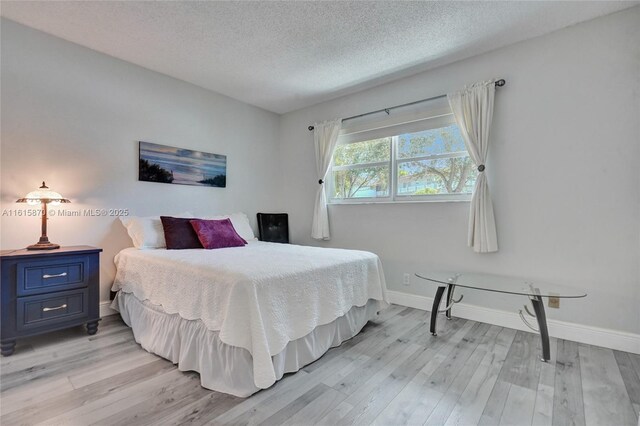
[[327, 112, 474, 204]]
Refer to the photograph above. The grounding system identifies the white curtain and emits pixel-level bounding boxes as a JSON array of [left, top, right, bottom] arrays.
[[311, 119, 342, 240], [447, 81, 498, 253]]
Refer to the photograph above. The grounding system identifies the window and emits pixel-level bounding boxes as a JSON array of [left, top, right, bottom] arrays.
[[328, 111, 476, 203], [331, 138, 391, 199]]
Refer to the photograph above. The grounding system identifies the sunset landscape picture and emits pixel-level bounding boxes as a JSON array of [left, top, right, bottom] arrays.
[[139, 141, 227, 187]]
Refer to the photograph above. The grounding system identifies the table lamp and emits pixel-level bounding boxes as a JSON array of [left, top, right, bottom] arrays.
[[16, 181, 70, 250]]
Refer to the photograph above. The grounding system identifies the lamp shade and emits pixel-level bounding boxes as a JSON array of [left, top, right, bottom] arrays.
[[16, 182, 70, 205]]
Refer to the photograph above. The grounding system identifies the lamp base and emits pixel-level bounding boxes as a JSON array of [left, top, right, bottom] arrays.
[[27, 242, 60, 250]]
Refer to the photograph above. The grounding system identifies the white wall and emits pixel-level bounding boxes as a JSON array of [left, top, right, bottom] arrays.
[[0, 19, 282, 303], [278, 8, 640, 335]]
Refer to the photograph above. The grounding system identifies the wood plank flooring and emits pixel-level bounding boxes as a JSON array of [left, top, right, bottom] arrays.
[[1, 305, 638, 426]]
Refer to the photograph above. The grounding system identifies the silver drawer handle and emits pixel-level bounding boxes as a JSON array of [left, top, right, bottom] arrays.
[[43, 304, 67, 312], [43, 272, 67, 279]]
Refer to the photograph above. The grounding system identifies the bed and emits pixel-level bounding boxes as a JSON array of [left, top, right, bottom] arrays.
[[111, 240, 388, 397]]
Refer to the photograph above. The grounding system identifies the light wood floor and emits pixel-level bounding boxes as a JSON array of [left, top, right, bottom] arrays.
[[1, 305, 639, 426]]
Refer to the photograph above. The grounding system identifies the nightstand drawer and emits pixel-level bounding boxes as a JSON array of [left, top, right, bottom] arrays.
[[17, 289, 88, 331], [17, 256, 88, 296]]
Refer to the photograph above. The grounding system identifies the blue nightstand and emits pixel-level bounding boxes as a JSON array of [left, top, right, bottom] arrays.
[[0, 246, 102, 356]]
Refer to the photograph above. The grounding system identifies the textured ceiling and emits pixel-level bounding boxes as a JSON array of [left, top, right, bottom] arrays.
[[1, 1, 636, 113]]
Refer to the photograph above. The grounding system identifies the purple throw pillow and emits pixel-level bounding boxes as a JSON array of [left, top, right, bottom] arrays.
[[190, 218, 247, 249], [160, 216, 203, 249]]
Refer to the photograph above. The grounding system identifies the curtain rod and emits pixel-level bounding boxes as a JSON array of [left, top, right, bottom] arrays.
[[308, 79, 505, 131]]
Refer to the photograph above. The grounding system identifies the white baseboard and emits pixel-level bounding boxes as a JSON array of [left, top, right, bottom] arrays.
[[386, 290, 640, 355], [100, 301, 118, 317]]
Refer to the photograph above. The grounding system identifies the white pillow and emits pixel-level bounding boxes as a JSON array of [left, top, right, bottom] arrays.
[[203, 212, 257, 241], [120, 212, 193, 249]]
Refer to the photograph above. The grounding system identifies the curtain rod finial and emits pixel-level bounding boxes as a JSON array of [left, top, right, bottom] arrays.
[[495, 79, 506, 87], [308, 125, 315, 131]]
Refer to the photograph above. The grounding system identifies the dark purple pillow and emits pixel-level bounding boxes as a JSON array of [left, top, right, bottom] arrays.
[[190, 218, 247, 249], [160, 216, 203, 249]]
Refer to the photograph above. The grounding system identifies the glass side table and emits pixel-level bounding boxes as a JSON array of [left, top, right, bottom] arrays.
[[415, 271, 587, 362]]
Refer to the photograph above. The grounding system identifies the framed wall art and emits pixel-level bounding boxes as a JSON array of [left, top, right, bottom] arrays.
[[139, 141, 227, 187]]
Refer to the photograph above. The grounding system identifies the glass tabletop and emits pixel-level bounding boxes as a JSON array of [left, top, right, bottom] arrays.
[[415, 271, 587, 298]]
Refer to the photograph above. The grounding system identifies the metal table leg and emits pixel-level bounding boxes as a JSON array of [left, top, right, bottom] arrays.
[[445, 284, 454, 320], [530, 295, 551, 362], [430, 285, 446, 336], [519, 295, 551, 362]]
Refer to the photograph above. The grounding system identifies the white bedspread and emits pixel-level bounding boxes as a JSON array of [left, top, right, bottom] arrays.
[[112, 241, 387, 389]]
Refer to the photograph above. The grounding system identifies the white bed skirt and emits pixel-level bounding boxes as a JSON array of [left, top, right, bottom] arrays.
[[114, 291, 383, 397]]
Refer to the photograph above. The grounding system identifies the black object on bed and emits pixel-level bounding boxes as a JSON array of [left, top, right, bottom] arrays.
[[257, 213, 289, 244]]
